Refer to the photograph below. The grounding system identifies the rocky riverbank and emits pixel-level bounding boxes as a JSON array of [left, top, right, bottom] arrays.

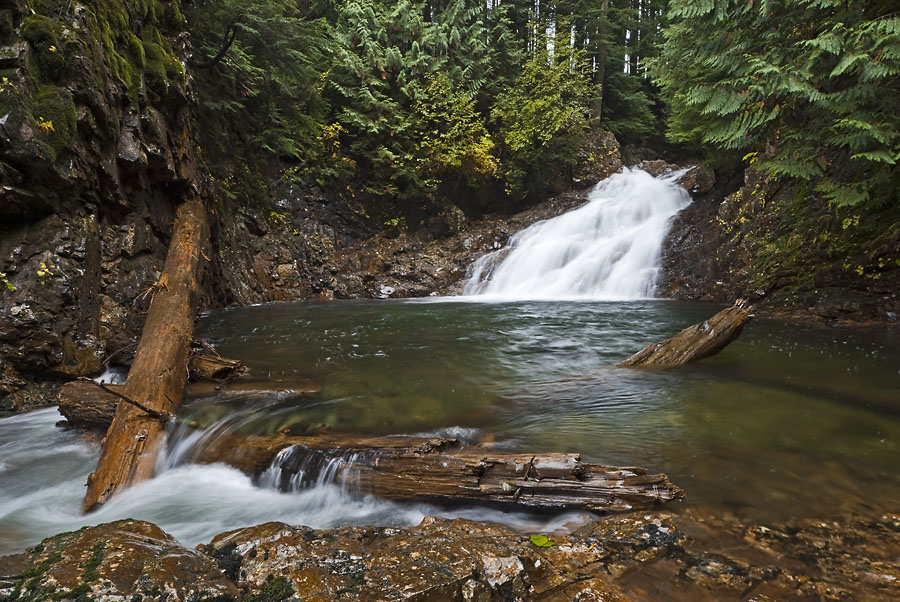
[[659, 165, 900, 325], [1, 508, 897, 601]]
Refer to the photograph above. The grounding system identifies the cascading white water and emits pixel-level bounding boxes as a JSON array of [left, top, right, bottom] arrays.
[[0, 408, 586, 555], [463, 168, 692, 300]]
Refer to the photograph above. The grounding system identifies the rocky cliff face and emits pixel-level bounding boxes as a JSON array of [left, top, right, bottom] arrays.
[[0, 0, 207, 411], [660, 166, 900, 324]]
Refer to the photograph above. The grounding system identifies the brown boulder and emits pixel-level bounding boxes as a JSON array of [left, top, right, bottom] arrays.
[[0, 520, 238, 601]]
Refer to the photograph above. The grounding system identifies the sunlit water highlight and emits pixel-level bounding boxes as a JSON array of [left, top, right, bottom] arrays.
[[2, 300, 897, 556], [464, 168, 691, 299]]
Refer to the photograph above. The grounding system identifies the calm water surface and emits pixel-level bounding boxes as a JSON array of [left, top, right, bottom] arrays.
[[196, 298, 900, 517], [1, 298, 898, 555]]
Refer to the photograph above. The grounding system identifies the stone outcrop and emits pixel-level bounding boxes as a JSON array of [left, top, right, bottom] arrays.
[[659, 165, 900, 324], [0, 0, 203, 412], [0, 519, 238, 602], [2, 510, 898, 601]]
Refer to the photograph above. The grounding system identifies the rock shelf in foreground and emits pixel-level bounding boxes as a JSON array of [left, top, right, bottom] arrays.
[[2, 510, 898, 601]]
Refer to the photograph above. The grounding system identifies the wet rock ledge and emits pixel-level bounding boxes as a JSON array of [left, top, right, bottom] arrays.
[[2, 510, 898, 601]]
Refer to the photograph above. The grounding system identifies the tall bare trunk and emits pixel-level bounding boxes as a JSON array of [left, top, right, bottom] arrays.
[[82, 199, 209, 512]]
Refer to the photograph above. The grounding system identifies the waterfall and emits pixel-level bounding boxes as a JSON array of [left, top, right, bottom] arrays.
[[463, 168, 691, 300]]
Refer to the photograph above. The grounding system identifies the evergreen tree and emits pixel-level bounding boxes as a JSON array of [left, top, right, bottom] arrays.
[[324, 0, 505, 202], [187, 0, 332, 164], [493, 43, 593, 196], [652, 0, 900, 206]]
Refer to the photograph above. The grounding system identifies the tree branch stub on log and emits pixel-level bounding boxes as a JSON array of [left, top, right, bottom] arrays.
[[82, 199, 210, 513], [187, 352, 246, 381], [618, 300, 752, 370]]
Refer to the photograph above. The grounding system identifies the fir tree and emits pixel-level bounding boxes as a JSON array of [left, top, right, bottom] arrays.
[[652, 0, 900, 206]]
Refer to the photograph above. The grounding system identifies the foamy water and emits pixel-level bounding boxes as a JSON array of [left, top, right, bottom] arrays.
[[464, 168, 691, 299]]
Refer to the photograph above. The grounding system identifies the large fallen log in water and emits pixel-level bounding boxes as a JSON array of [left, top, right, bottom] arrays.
[[618, 300, 752, 369], [58, 375, 321, 430], [82, 199, 210, 512], [56, 388, 682, 512], [191, 432, 684, 513]]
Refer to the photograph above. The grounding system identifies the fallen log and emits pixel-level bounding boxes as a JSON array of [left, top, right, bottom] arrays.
[[190, 432, 684, 513], [58, 376, 321, 430], [618, 300, 752, 369], [82, 199, 210, 512], [58, 381, 121, 429]]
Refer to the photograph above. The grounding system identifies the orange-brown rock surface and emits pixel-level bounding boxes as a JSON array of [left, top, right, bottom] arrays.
[[2, 510, 898, 601]]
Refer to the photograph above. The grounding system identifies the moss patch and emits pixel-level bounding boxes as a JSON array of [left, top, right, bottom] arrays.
[[22, 14, 65, 82], [31, 85, 76, 161], [244, 575, 294, 602]]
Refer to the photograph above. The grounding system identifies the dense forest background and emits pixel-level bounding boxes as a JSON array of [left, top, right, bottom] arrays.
[[184, 0, 899, 222]]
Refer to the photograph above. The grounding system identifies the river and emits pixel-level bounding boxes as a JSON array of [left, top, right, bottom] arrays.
[[1, 170, 898, 557]]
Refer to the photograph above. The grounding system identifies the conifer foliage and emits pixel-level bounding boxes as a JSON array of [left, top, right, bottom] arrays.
[[653, 0, 900, 206], [185, 0, 664, 213]]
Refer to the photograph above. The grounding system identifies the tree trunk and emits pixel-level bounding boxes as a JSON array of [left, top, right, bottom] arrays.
[[82, 199, 210, 512], [591, 0, 609, 121], [193, 432, 684, 513], [618, 300, 752, 369]]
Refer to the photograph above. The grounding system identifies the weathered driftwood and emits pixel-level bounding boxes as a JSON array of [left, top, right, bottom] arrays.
[[618, 300, 752, 369], [82, 199, 210, 512], [191, 433, 683, 513], [189, 353, 245, 381]]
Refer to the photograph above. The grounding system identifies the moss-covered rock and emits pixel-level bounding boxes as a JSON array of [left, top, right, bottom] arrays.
[[0, 0, 201, 397], [0, 520, 239, 601], [660, 166, 900, 323], [30, 85, 76, 160]]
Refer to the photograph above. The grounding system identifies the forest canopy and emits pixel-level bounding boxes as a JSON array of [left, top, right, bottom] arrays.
[[186, 0, 665, 215], [184, 0, 899, 216], [653, 0, 900, 207]]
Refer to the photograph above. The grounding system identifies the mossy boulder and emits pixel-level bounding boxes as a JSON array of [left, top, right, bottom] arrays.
[[0, 520, 239, 601]]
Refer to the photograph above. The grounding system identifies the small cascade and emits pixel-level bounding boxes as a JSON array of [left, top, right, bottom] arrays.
[[258, 445, 371, 494], [160, 411, 373, 497], [463, 168, 692, 300]]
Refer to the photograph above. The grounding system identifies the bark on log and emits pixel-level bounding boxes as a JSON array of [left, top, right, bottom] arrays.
[[188, 353, 245, 381], [82, 199, 210, 512], [58, 376, 320, 430], [191, 433, 683, 513], [618, 300, 752, 369]]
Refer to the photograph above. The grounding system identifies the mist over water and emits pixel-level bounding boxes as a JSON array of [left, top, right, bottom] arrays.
[[464, 168, 691, 299]]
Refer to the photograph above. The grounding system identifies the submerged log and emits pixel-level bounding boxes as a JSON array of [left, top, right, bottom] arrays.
[[82, 199, 210, 512], [618, 300, 752, 369], [58, 381, 121, 429], [191, 432, 683, 513]]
